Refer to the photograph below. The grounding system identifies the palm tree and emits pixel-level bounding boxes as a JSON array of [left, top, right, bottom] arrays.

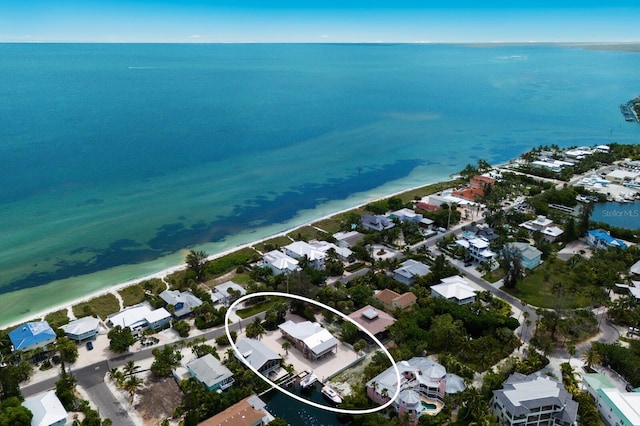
[[281, 341, 291, 356], [109, 368, 125, 388], [123, 375, 143, 404], [567, 344, 576, 362], [123, 360, 140, 377], [582, 346, 601, 371]]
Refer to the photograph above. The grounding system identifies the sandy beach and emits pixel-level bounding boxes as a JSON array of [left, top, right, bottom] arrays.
[[1, 177, 456, 330]]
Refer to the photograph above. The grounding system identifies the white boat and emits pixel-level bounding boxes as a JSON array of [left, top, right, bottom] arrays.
[[321, 385, 343, 404], [300, 373, 318, 389]]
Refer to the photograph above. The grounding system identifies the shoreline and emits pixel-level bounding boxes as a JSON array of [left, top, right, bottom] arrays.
[[1, 175, 459, 330]]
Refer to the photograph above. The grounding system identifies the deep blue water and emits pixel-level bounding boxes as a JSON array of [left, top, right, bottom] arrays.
[[591, 201, 640, 230], [1, 43, 640, 324]]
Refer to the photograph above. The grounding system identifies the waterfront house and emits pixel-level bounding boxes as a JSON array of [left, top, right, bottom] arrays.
[[506, 242, 543, 270], [159, 289, 203, 318], [211, 281, 247, 306], [347, 305, 395, 338], [235, 338, 282, 377], [519, 215, 564, 242], [198, 395, 271, 426], [393, 259, 431, 286], [605, 169, 640, 184], [278, 320, 338, 360], [586, 229, 627, 250], [366, 357, 465, 422], [262, 250, 301, 276], [388, 208, 423, 223], [23, 390, 68, 426], [187, 353, 234, 391], [60, 316, 100, 342], [491, 372, 578, 426], [333, 230, 365, 249], [361, 214, 395, 231], [106, 303, 171, 335], [9, 321, 56, 352], [374, 288, 417, 311], [283, 241, 326, 270], [430, 276, 478, 305], [310, 240, 353, 261]]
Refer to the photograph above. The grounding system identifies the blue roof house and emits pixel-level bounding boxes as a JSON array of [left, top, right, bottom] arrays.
[[9, 321, 57, 352], [586, 229, 627, 250]]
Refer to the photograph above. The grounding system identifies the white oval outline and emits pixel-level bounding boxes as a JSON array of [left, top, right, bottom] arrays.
[[224, 291, 401, 415]]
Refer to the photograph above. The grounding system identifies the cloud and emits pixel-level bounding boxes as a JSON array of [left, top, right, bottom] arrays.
[[191, 34, 201, 38], [320, 34, 329, 38]]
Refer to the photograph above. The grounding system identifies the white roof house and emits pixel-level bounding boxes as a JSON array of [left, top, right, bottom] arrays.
[[597, 387, 640, 426], [211, 281, 247, 305], [262, 250, 301, 276], [186, 353, 235, 391], [159, 290, 203, 318], [278, 320, 338, 360], [284, 241, 326, 269], [431, 276, 478, 305], [106, 303, 171, 333], [333, 231, 365, 248], [310, 240, 353, 260], [60, 316, 100, 341], [632, 260, 640, 276], [23, 390, 68, 426], [389, 208, 423, 223], [393, 259, 431, 285], [520, 215, 564, 242], [236, 338, 282, 376]]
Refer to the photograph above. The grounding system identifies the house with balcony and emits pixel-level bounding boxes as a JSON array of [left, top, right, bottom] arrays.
[[278, 320, 338, 361], [159, 289, 203, 318], [455, 237, 496, 265], [186, 353, 234, 391], [506, 242, 543, 270], [60, 316, 100, 342], [520, 215, 564, 242], [430, 276, 478, 305], [236, 338, 282, 377], [388, 208, 423, 223], [283, 241, 326, 270], [211, 281, 247, 306], [393, 259, 431, 286], [491, 372, 578, 426], [361, 214, 395, 231], [106, 303, 171, 335], [586, 229, 628, 250], [262, 250, 301, 276], [9, 321, 57, 352]]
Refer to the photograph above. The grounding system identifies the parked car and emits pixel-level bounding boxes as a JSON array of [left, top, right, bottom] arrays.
[[86, 341, 94, 351]]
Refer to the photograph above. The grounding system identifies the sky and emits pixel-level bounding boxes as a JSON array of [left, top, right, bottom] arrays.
[[1, 1, 640, 43]]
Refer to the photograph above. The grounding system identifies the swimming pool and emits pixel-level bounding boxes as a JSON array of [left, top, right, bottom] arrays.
[[421, 401, 437, 411]]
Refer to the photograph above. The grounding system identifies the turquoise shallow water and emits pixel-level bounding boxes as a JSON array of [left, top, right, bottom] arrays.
[[1, 43, 639, 325]]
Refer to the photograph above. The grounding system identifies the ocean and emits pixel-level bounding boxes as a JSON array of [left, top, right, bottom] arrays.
[[1, 43, 639, 326]]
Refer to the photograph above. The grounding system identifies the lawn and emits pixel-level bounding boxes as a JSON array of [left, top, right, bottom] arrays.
[[44, 309, 70, 328], [118, 284, 146, 307], [503, 258, 594, 309], [482, 268, 505, 283], [72, 293, 120, 320], [287, 225, 324, 242], [236, 299, 278, 319], [253, 235, 293, 252]]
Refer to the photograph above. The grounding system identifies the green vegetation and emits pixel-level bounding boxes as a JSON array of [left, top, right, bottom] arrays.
[[204, 248, 260, 278], [107, 325, 136, 353], [287, 225, 325, 242], [593, 340, 640, 387], [482, 268, 505, 283], [118, 284, 146, 307], [72, 293, 120, 319], [253, 235, 294, 253], [44, 309, 69, 329], [235, 299, 278, 319], [0, 396, 32, 426], [151, 345, 182, 377]]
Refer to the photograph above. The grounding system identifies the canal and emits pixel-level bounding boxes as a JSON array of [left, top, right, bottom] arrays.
[[590, 201, 640, 230]]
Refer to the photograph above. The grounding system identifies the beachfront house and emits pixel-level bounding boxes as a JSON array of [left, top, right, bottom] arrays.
[[586, 229, 628, 250], [519, 215, 564, 242], [186, 353, 235, 391], [491, 372, 578, 426], [278, 320, 338, 361], [333, 230, 365, 249], [310, 240, 353, 261], [374, 288, 417, 311], [23, 390, 68, 426], [106, 303, 171, 335], [393, 259, 431, 286], [235, 338, 282, 377], [9, 321, 57, 352], [366, 357, 465, 422], [430, 276, 478, 305], [505, 242, 543, 270], [361, 214, 395, 231], [262, 250, 301, 276], [60, 316, 100, 342], [198, 395, 271, 426], [159, 289, 203, 318], [347, 305, 395, 338], [211, 281, 247, 306], [284, 241, 326, 270], [388, 208, 423, 223]]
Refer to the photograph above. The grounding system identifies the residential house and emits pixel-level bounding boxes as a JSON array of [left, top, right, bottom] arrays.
[[262, 250, 301, 276], [586, 229, 628, 250], [361, 214, 395, 231], [9, 321, 56, 352], [631, 260, 640, 276], [389, 208, 423, 223], [520, 215, 565, 242], [393, 259, 431, 286], [333, 231, 365, 249], [211, 281, 247, 306], [506, 242, 543, 270], [236, 338, 282, 377], [581, 373, 615, 400], [310, 240, 353, 261], [278, 320, 338, 360], [198, 395, 271, 426], [605, 169, 640, 184], [283, 241, 326, 270], [470, 175, 496, 191], [595, 387, 640, 426], [452, 187, 485, 202], [366, 357, 465, 422], [106, 303, 171, 334], [374, 289, 417, 311], [159, 289, 203, 318], [430, 276, 478, 305], [187, 353, 234, 391], [60, 316, 100, 342], [455, 237, 496, 265], [415, 201, 440, 212], [348, 305, 395, 338], [491, 372, 578, 426], [615, 283, 640, 302], [23, 390, 68, 426]]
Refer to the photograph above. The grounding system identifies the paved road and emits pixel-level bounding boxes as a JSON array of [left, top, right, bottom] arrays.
[[21, 314, 259, 424]]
